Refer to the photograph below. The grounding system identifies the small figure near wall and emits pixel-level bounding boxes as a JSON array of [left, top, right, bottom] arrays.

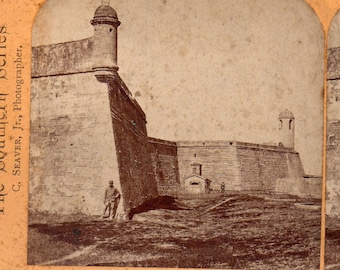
[[221, 182, 225, 193], [103, 181, 121, 219]]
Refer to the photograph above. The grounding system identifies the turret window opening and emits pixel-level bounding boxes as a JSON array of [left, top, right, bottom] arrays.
[[279, 120, 282, 130], [289, 119, 293, 130]]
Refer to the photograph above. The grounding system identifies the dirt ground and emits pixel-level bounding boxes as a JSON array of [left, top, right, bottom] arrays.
[[28, 192, 321, 269], [325, 217, 340, 270]]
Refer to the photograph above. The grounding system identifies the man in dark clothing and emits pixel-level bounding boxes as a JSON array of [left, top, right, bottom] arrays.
[[221, 182, 225, 192]]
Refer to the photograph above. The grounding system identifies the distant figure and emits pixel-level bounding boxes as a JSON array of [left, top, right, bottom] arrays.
[[205, 179, 211, 194], [221, 182, 225, 192], [103, 181, 121, 219]]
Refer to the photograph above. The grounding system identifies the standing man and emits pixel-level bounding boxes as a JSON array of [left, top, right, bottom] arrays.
[[103, 181, 121, 219], [221, 182, 225, 193]]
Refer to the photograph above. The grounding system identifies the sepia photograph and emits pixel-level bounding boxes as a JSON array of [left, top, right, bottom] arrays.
[[326, 10, 340, 270], [28, 0, 323, 269]]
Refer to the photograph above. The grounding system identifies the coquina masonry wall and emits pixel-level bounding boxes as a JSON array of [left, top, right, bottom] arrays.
[[30, 39, 122, 216], [327, 47, 340, 218], [30, 38, 158, 218], [105, 74, 158, 214], [148, 137, 180, 195], [176, 141, 304, 192], [275, 176, 322, 199], [177, 141, 242, 191], [326, 121, 340, 216], [236, 142, 304, 192]]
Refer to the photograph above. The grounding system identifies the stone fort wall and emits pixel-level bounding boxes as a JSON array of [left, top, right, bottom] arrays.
[[30, 71, 122, 216], [32, 38, 94, 77], [236, 142, 304, 192], [275, 176, 322, 199], [327, 47, 340, 218], [148, 137, 180, 195], [30, 39, 158, 218], [177, 141, 241, 191], [326, 120, 340, 217], [106, 74, 158, 214], [176, 141, 304, 193]]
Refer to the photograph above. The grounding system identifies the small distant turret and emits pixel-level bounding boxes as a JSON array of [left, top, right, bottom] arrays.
[[278, 109, 295, 149], [91, 1, 121, 76]]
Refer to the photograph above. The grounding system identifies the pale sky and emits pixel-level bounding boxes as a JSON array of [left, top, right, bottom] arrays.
[[32, 0, 324, 175], [328, 9, 340, 119], [329, 10, 340, 48]]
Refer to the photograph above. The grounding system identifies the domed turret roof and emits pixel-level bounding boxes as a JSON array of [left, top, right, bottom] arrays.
[[91, 4, 120, 26], [278, 109, 294, 119], [94, 5, 118, 19]]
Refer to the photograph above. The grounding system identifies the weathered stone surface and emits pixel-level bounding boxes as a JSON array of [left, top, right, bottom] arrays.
[[148, 137, 180, 196], [30, 70, 159, 219], [237, 143, 304, 191], [30, 4, 158, 219], [276, 177, 322, 199], [30, 72, 121, 216], [183, 175, 210, 194], [326, 120, 340, 217], [32, 38, 93, 78], [327, 47, 340, 218], [177, 141, 242, 191], [107, 74, 158, 214], [175, 141, 304, 192], [328, 47, 340, 80]]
